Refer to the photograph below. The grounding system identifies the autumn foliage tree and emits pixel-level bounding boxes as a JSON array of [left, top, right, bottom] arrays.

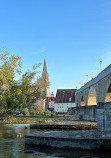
[[0, 48, 48, 113]]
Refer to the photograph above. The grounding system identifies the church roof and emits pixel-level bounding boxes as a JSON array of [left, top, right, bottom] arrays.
[[55, 89, 76, 103]]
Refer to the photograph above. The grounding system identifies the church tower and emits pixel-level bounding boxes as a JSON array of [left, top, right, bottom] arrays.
[[42, 58, 50, 97]]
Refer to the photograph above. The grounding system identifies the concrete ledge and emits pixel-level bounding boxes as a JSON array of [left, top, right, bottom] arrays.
[[25, 130, 111, 151]]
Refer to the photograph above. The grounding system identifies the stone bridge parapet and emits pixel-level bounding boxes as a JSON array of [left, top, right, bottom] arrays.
[[75, 64, 111, 107]]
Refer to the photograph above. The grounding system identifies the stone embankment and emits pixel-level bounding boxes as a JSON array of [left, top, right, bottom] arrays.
[[25, 130, 111, 151], [30, 121, 97, 130], [25, 102, 111, 150], [0, 115, 78, 124], [27, 116, 78, 124]]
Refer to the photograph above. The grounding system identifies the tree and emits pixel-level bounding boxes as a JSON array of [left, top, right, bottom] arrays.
[[0, 48, 22, 112], [0, 47, 49, 114], [18, 64, 48, 110], [0, 47, 22, 89]]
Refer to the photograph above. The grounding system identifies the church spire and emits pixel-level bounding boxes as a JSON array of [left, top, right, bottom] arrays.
[[43, 57, 47, 73], [42, 58, 50, 97]]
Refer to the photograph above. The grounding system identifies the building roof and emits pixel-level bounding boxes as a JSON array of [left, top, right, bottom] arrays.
[[46, 96, 55, 102], [55, 89, 76, 103], [51, 92, 54, 97], [45, 92, 55, 102]]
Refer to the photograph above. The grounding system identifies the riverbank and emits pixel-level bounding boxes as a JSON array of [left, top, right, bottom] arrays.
[[25, 130, 111, 151], [1, 124, 110, 158], [30, 121, 97, 130], [0, 115, 79, 124], [0, 115, 97, 130]]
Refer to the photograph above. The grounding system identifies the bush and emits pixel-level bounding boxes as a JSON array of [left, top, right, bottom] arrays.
[[22, 108, 30, 116], [44, 111, 51, 116], [30, 106, 44, 115], [0, 106, 6, 114]]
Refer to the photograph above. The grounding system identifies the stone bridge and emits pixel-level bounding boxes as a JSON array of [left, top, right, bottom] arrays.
[[75, 64, 111, 107]]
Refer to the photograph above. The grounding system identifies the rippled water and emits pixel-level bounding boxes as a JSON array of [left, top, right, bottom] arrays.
[[0, 124, 111, 158]]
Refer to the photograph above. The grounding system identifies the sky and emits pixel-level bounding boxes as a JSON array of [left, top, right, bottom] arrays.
[[0, 0, 111, 95]]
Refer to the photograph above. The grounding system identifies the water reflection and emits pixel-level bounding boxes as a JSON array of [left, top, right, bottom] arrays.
[[25, 145, 111, 158], [0, 124, 29, 158], [0, 124, 111, 158]]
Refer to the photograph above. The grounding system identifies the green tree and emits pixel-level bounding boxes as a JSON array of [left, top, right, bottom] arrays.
[[0, 48, 22, 112], [0, 47, 49, 114], [18, 65, 48, 110], [0, 48, 22, 89]]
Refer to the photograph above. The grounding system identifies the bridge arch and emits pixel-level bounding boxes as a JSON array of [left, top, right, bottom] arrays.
[[80, 96, 85, 106], [105, 83, 111, 102], [87, 87, 97, 106]]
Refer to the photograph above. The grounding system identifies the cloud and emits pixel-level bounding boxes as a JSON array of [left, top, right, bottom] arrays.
[[25, 47, 47, 56], [103, 52, 111, 61], [105, 51, 111, 55], [100, 51, 111, 61], [39, 48, 47, 53]]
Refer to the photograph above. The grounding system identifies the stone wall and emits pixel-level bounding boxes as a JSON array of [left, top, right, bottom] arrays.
[[67, 105, 97, 121], [97, 102, 111, 131], [79, 105, 97, 121], [67, 107, 79, 115], [68, 102, 111, 131], [25, 130, 111, 151]]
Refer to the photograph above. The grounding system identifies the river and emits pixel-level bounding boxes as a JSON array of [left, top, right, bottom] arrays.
[[0, 124, 111, 158]]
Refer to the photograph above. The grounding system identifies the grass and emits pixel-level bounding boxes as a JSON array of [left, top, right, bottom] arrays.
[[14, 115, 58, 118], [0, 114, 58, 119], [0, 114, 59, 124]]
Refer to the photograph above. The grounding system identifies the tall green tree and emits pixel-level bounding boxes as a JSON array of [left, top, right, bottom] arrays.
[[0, 48, 22, 111], [0, 48, 49, 113], [0, 48, 22, 89], [18, 64, 48, 109]]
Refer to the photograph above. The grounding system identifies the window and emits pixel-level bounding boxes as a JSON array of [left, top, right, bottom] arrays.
[[69, 98, 71, 102]]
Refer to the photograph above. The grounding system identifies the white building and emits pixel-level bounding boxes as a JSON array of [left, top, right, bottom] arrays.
[[45, 92, 55, 111], [54, 89, 76, 113], [49, 100, 55, 109]]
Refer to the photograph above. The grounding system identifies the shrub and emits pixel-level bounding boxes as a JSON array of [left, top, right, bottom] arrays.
[[44, 111, 51, 116], [30, 105, 44, 115], [22, 108, 30, 116]]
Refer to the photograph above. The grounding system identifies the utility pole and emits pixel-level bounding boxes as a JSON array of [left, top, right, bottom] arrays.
[[100, 61, 102, 72]]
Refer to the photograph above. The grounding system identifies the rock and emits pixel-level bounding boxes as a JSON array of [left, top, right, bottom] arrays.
[[102, 135, 106, 138], [76, 135, 81, 138]]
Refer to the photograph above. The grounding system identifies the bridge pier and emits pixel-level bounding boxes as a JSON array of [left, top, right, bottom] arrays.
[[97, 102, 111, 131], [68, 102, 111, 131]]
